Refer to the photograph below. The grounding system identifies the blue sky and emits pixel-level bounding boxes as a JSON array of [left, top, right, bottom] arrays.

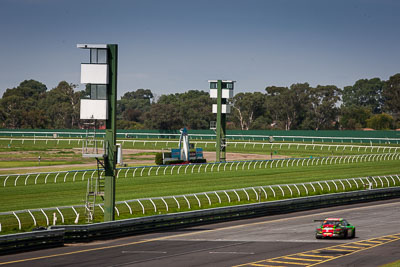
[[0, 0, 399, 98]]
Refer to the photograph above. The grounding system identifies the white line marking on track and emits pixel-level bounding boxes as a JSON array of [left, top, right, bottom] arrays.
[[121, 250, 167, 254], [209, 251, 255, 255]]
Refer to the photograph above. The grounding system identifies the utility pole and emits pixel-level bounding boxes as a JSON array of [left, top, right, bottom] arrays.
[[103, 44, 117, 221]]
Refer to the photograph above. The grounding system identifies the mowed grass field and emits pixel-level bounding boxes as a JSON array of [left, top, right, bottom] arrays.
[[0, 160, 399, 212], [0, 137, 397, 171], [0, 137, 399, 234]]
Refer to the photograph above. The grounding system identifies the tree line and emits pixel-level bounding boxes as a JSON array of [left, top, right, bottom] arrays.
[[0, 73, 399, 130]]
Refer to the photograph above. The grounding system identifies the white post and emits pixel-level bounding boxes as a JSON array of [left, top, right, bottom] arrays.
[[251, 187, 258, 200], [73, 172, 78, 182], [317, 182, 324, 191], [156, 166, 161, 175], [56, 207, 65, 223], [14, 175, 20, 187], [332, 180, 338, 191], [194, 194, 201, 207], [72, 206, 79, 223], [302, 183, 308, 195], [149, 199, 157, 212], [309, 182, 316, 192], [13, 212, 21, 230], [286, 185, 293, 197], [148, 167, 153, 176], [28, 210, 37, 226], [293, 184, 300, 196], [183, 195, 191, 209], [339, 180, 345, 190], [82, 171, 87, 181], [161, 197, 169, 211], [223, 191, 231, 203], [172, 196, 180, 209], [277, 185, 285, 197], [133, 168, 138, 177], [260, 187, 268, 199], [269, 186, 276, 198], [41, 209, 49, 226], [35, 174, 40, 184], [138, 199, 146, 214], [191, 164, 195, 174], [233, 190, 240, 201], [44, 173, 50, 184], [204, 193, 211, 205], [124, 201, 133, 214], [185, 164, 189, 174], [214, 191, 222, 203], [53, 212, 57, 225], [242, 162, 247, 170], [242, 189, 250, 201], [325, 181, 331, 191]]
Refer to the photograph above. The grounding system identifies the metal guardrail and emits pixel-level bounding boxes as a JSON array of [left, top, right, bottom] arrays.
[[0, 228, 64, 255], [1, 187, 398, 255], [2, 153, 399, 187], [50, 187, 400, 243], [1, 175, 399, 232]]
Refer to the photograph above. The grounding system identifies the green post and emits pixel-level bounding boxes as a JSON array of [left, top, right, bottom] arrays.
[[216, 80, 226, 162], [104, 44, 118, 222]]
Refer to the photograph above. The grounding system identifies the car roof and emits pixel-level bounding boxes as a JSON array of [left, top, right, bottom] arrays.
[[324, 218, 343, 221]]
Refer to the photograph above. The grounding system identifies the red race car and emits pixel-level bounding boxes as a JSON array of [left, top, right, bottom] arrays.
[[315, 218, 356, 239]]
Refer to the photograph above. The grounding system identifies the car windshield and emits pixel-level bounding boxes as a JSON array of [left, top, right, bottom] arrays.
[[323, 220, 340, 226]]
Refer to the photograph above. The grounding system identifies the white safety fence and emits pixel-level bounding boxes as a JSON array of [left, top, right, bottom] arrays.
[[1, 137, 400, 153], [1, 153, 400, 188], [1, 174, 399, 232]]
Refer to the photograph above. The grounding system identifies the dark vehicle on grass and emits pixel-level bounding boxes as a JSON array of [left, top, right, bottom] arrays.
[[315, 218, 356, 239]]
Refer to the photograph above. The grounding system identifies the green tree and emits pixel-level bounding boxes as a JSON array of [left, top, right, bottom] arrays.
[[0, 80, 48, 128], [265, 83, 311, 130], [342, 78, 383, 113], [366, 113, 394, 130], [382, 73, 400, 119], [177, 90, 214, 129], [156, 90, 213, 129], [0, 105, 5, 128], [116, 120, 144, 130], [302, 85, 341, 130], [117, 89, 153, 126], [44, 81, 81, 129], [339, 106, 372, 129], [231, 92, 267, 130], [143, 103, 183, 130]]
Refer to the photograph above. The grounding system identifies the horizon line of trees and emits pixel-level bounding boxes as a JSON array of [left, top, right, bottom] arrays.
[[0, 73, 399, 131]]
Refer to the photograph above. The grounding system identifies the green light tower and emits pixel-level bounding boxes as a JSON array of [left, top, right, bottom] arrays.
[[78, 44, 118, 222], [209, 80, 235, 162]]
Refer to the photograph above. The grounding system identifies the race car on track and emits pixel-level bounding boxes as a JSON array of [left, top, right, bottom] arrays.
[[315, 218, 356, 239]]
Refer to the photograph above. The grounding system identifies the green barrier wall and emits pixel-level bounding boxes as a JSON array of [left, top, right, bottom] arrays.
[[0, 129, 399, 143]]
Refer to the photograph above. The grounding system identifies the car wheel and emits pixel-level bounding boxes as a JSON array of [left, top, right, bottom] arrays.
[[351, 229, 356, 238], [316, 235, 322, 239], [343, 230, 348, 239]]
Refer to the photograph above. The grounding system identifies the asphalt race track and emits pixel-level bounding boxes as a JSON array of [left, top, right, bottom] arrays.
[[1, 199, 400, 267]]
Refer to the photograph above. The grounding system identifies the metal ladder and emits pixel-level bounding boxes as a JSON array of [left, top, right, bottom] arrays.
[[85, 158, 105, 223], [83, 122, 96, 154]]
